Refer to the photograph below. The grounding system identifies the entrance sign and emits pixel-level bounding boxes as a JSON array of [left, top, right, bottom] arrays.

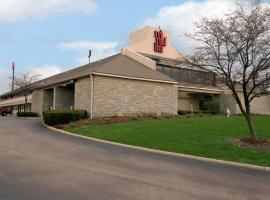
[[154, 30, 167, 53]]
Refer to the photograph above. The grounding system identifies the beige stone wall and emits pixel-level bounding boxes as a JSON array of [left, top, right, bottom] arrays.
[[178, 92, 223, 112], [74, 78, 91, 114], [178, 92, 199, 110], [223, 89, 270, 115], [32, 89, 44, 116], [235, 92, 270, 115], [93, 76, 178, 117], [43, 89, 53, 111], [54, 86, 74, 110], [250, 96, 270, 114]]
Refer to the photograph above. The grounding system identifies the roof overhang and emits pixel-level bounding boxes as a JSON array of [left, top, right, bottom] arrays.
[[177, 85, 224, 94], [92, 72, 178, 84], [0, 95, 32, 107]]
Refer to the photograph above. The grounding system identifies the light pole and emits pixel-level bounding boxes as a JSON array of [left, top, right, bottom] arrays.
[[88, 50, 92, 64], [12, 62, 15, 91]]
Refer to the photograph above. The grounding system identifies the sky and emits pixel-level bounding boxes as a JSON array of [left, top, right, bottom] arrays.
[[0, 0, 266, 93]]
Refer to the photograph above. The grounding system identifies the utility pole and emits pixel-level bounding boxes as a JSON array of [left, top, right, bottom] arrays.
[[12, 62, 15, 91]]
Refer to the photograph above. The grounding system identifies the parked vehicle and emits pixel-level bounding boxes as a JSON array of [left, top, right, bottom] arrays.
[[0, 108, 11, 116]]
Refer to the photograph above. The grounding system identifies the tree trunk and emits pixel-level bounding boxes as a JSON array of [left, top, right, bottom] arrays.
[[244, 114, 258, 141]]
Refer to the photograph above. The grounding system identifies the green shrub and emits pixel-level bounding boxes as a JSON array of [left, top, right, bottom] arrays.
[[147, 113, 157, 118], [198, 113, 206, 117], [204, 100, 220, 114], [43, 110, 88, 125], [68, 122, 76, 128], [17, 112, 39, 117], [132, 115, 140, 121], [193, 110, 200, 114], [178, 110, 202, 115], [178, 110, 192, 115], [185, 114, 193, 118]]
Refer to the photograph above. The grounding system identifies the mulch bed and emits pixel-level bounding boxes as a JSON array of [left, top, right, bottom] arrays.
[[232, 138, 270, 152], [52, 113, 214, 129], [53, 115, 172, 129]]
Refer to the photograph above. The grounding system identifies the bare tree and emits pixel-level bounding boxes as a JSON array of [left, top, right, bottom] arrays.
[[13, 72, 40, 112], [187, 0, 270, 140]]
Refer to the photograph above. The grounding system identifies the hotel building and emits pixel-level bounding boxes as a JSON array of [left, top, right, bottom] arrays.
[[1, 27, 270, 116]]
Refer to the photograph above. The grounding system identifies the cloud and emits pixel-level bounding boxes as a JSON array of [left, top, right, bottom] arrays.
[[59, 41, 119, 64], [29, 64, 62, 79], [143, 0, 237, 54], [0, 64, 62, 94], [0, 68, 10, 94], [0, 0, 97, 22]]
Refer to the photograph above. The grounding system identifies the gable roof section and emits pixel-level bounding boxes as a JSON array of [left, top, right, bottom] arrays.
[[0, 54, 176, 98], [91, 54, 176, 83]]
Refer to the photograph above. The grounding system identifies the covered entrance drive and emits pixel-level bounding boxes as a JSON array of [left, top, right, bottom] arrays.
[[42, 82, 75, 111], [178, 85, 224, 112]]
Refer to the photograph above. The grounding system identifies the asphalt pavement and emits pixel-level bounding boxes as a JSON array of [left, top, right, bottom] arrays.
[[0, 116, 269, 200]]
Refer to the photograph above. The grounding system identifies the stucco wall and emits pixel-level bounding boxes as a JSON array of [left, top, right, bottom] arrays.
[[74, 78, 91, 114], [93, 76, 178, 117], [129, 26, 184, 60], [32, 89, 43, 116]]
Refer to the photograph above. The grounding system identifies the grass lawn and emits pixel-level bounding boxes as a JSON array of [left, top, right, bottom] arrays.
[[67, 115, 270, 166]]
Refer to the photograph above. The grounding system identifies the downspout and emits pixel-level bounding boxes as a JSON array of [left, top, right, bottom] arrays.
[[90, 73, 94, 119]]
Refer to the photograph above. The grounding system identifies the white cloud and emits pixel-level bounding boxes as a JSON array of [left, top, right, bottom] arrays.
[[0, 64, 62, 94], [60, 41, 119, 64], [29, 64, 62, 79], [143, 0, 237, 54], [0, 0, 97, 22], [0, 68, 10, 94]]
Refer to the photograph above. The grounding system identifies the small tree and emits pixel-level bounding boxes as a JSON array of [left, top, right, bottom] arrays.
[[187, 0, 270, 140], [13, 72, 40, 112]]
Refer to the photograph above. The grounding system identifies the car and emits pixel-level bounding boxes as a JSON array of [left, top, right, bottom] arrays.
[[0, 108, 11, 116]]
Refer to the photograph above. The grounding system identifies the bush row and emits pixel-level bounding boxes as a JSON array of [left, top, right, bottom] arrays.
[[178, 110, 212, 115], [178, 100, 220, 115], [43, 110, 88, 125], [17, 112, 39, 117]]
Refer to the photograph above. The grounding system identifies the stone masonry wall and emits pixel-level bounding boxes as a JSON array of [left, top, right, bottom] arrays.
[[250, 96, 270, 115], [235, 92, 270, 115], [93, 75, 178, 117], [43, 89, 53, 111], [54, 86, 74, 110], [74, 78, 91, 114], [223, 89, 270, 115], [31, 89, 43, 116]]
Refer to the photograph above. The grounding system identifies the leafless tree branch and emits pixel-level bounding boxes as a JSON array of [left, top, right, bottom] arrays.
[[186, 0, 270, 140]]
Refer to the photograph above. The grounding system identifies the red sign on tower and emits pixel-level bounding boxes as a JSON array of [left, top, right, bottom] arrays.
[[154, 30, 167, 53]]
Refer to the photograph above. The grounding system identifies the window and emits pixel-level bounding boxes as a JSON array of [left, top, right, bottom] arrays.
[[156, 65, 163, 73], [172, 68, 180, 81], [156, 65, 216, 85], [197, 73, 205, 84], [179, 69, 188, 82], [163, 66, 172, 77], [188, 71, 197, 83]]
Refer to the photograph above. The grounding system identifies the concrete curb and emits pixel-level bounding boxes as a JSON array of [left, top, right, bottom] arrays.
[[9, 115, 42, 120], [22, 117, 42, 120], [43, 124, 270, 172]]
